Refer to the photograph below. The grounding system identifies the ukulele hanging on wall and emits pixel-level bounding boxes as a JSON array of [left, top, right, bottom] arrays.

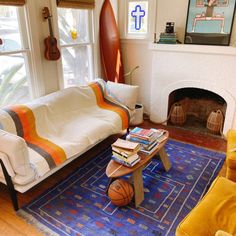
[[42, 7, 61, 61]]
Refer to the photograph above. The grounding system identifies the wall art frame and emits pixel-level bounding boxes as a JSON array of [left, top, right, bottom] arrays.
[[184, 0, 236, 46]]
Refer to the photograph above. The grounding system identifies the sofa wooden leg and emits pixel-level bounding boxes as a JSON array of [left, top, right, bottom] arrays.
[[0, 160, 19, 211]]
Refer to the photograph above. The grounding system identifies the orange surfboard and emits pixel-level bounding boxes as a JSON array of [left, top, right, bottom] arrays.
[[99, 0, 124, 83]]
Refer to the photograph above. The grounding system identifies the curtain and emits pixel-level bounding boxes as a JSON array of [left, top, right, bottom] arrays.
[[57, 0, 95, 9], [0, 0, 25, 6]]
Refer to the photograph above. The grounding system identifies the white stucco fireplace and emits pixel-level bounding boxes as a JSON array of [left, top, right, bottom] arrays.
[[149, 44, 236, 135]]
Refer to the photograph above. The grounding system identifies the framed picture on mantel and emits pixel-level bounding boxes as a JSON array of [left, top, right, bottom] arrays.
[[184, 0, 236, 46]]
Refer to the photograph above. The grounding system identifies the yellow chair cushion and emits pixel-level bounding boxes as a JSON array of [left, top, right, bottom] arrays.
[[227, 130, 236, 169], [176, 177, 236, 236]]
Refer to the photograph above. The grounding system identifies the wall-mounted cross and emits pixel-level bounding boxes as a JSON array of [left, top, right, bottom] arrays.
[[131, 5, 145, 30]]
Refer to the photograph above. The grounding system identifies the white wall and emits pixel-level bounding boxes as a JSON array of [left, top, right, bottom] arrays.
[[119, 0, 236, 115]]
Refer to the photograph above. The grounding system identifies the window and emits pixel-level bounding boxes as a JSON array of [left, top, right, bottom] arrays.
[[0, 6, 33, 107], [57, 8, 94, 88], [119, 0, 156, 39], [128, 1, 148, 35]]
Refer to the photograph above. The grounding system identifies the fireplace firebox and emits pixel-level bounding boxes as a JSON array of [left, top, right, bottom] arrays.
[[167, 88, 226, 134]]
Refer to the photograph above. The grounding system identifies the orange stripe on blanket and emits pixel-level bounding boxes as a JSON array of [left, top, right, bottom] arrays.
[[89, 83, 129, 130], [8, 105, 66, 166]]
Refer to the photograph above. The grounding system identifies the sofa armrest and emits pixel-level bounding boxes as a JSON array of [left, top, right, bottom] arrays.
[[0, 151, 15, 177], [0, 129, 31, 176]]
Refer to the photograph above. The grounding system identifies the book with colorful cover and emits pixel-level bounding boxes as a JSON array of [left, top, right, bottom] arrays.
[[112, 146, 138, 158], [139, 142, 160, 155], [128, 130, 164, 143], [111, 155, 140, 167], [130, 127, 154, 139], [112, 152, 139, 163], [126, 134, 151, 145], [112, 138, 140, 151], [150, 129, 168, 143], [139, 135, 168, 155]]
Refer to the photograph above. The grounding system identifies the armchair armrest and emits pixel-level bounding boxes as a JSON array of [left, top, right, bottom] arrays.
[[226, 129, 236, 181]]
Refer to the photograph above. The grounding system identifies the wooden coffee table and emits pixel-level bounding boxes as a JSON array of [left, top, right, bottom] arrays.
[[106, 131, 171, 207]]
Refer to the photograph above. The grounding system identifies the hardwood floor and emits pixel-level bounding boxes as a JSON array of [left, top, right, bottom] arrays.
[[0, 121, 227, 236]]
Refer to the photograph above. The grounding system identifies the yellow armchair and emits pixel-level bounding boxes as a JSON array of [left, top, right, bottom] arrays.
[[176, 177, 236, 236], [226, 129, 236, 182]]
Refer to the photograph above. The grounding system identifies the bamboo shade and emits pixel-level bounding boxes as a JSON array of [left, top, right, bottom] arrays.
[[0, 0, 25, 6], [57, 0, 95, 9]]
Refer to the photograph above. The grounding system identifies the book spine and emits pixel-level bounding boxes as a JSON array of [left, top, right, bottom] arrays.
[[130, 127, 154, 137], [112, 151, 129, 160], [111, 155, 132, 167], [112, 155, 140, 167], [157, 41, 178, 44], [128, 133, 152, 141], [112, 148, 129, 158], [127, 135, 151, 145]]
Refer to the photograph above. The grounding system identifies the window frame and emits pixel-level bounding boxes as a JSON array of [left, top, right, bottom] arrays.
[[54, 6, 95, 89], [0, 4, 41, 104], [119, 0, 156, 40]]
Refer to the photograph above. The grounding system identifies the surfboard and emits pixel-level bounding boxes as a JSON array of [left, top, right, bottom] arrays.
[[99, 0, 125, 83]]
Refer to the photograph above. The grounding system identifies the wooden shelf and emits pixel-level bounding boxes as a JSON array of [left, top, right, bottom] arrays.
[[148, 43, 236, 56]]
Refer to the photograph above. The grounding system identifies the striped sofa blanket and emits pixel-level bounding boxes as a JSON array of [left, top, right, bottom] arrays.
[[0, 82, 130, 192]]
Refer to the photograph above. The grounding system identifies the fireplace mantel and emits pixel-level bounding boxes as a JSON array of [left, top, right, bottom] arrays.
[[149, 42, 236, 135], [149, 43, 236, 56]]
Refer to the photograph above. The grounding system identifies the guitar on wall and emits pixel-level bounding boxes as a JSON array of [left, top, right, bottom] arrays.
[[42, 7, 61, 61]]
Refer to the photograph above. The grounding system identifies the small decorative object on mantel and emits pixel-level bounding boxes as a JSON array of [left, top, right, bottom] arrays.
[[184, 0, 236, 46], [157, 22, 181, 44]]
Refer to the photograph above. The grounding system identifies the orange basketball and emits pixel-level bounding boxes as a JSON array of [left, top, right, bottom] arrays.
[[108, 179, 134, 206]]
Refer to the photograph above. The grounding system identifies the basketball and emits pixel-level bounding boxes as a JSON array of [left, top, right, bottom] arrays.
[[108, 179, 134, 206]]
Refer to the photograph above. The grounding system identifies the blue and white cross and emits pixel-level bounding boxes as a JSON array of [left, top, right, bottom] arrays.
[[131, 5, 145, 30]]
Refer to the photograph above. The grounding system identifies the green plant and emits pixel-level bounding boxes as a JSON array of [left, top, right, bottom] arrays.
[[0, 63, 28, 107]]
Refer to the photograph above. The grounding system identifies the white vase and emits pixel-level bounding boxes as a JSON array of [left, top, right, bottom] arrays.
[[130, 103, 144, 126]]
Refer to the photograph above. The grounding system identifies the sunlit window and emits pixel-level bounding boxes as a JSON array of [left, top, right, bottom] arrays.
[[0, 6, 32, 107], [57, 8, 94, 88]]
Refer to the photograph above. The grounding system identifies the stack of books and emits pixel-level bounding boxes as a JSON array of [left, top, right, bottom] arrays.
[[158, 32, 178, 44], [111, 138, 141, 167], [126, 127, 167, 155]]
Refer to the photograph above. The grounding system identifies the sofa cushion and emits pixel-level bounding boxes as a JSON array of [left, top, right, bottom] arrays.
[[106, 81, 139, 110], [176, 177, 236, 236]]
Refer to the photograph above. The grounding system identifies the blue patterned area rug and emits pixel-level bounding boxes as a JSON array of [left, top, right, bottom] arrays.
[[18, 139, 225, 236]]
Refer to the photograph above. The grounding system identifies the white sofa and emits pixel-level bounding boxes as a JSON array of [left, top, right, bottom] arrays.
[[0, 80, 132, 210]]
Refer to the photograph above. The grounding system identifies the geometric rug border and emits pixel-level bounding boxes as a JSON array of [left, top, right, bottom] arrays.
[[18, 138, 226, 236]]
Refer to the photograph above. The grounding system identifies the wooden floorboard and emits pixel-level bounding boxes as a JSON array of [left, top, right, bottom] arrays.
[[0, 121, 227, 235]]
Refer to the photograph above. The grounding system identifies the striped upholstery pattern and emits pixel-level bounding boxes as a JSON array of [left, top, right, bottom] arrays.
[[4, 105, 67, 169], [0, 82, 130, 180], [89, 82, 130, 130]]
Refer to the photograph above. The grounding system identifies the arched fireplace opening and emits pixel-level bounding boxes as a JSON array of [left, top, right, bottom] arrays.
[[167, 88, 226, 135]]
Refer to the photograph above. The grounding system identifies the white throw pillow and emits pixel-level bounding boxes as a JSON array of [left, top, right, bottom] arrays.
[[106, 81, 139, 110]]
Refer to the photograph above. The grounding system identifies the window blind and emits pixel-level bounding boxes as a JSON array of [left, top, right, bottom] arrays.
[[0, 0, 25, 6], [57, 0, 95, 9]]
